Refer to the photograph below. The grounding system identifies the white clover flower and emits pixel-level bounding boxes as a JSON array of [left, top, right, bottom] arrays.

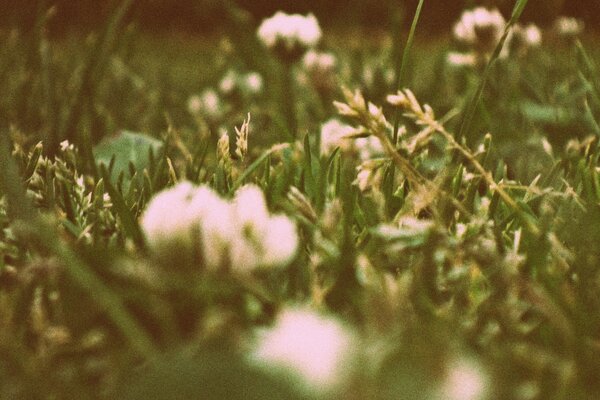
[[141, 182, 200, 250], [453, 7, 506, 52], [554, 16, 584, 38], [320, 119, 355, 156], [302, 49, 336, 72], [252, 307, 356, 394], [219, 69, 238, 94], [440, 357, 489, 400], [187, 95, 202, 114], [59, 140, 74, 152], [229, 185, 298, 271], [355, 136, 384, 162], [257, 11, 321, 61], [507, 23, 542, 57], [189, 186, 235, 269], [189, 88, 223, 120], [244, 72, 264, 94], [523, 24, 542, 46], [141, 182, 297, 271], [446, 51, 477, 67], [261, 215, 299, 266]]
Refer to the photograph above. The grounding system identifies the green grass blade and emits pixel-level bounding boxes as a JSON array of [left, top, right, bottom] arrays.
[[457, 0, 530, 140]]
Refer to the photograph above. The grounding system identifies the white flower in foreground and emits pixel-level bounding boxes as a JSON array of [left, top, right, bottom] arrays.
[[453, 7, 505, 52], [253, 307, 356, 393], [554, 16, 584, 38], [320, 119, 356, 156], [190, 186, 235, 269], [140, 182, 200, 250], [440, 357, 489, 400], [257, 11, 321, 61], [229, 185, 298, 271], [141, 183, 297, 271]]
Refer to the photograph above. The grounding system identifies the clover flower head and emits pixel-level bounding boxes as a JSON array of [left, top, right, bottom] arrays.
[[446, 51, 477, 67], [453, 7, 506, 52], [320, 118, 356, 156], [508, 23, 542, 56], [141, 183, 297, 271], [245, 72, 264, 94], [140, 182, 200, 250], [441, 357, 489, 400], [229, 184, 298, 271], [188, 89, 224, 120], [257, 11, 321, 62], [303, 49, 336, 72], [252, 307, 356, 393], [355, 136, 384, 161], [554, 16, 584, 38]]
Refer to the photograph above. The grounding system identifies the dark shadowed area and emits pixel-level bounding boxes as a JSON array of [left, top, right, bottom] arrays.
[[1, 0, 598, 35]]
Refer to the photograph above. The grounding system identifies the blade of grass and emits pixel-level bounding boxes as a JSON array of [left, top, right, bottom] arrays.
[[457, 0, 529, 139], [392, 0, 425, 144], [100, 164, 147, 251]]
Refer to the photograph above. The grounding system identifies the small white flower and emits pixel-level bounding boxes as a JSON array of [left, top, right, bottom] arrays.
[[252, 307, 356, 393], [523, 24, 542, 46], [441, 357, 489, 400], [230, 185, 298, 271], [60, 140, 74, 152], [257, 11, 321, 55], [219, 69, 238, 94], [244, 72, 263, 94], [302, 49, 336, 72], [320, 119, 356, 156], [187, 95, 202, 114], [189, 89, 223, 120], [453, 7, 506, 52], [554, 16, 584, 38], [190, 186, 235, 269], [261, 215, 299, 266], [355, 136, 384, 161], [446, 51, 477, 67], [141, 182, 200, 250]]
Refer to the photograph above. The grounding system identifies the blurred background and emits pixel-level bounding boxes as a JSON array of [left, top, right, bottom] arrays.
[[1, 0, 598, 35]]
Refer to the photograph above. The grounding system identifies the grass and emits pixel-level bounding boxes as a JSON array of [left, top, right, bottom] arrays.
[[1, 2, 600, 399]]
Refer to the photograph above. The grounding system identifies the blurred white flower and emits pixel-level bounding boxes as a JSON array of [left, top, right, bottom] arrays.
[[219, 69, 238, 94], [188, 89, 224, 120], [189, 186, 235, 269], [554, 16, 584, 38], [320, 118, 355, 156], [245, 72, 264, 94], [446, 51, 477, 67], [141, 183, 297, 271], [302, 49, 336, 72], [453, 7, 506, 53], [441, 357, 489, 400], [140, 182, 201, 250], [523, 24, 542, 46], [507, 23, 542, 56], [257, 11, 321, 61], [252, 307, 356, 393], [355, 136, 384, 161], [229, 185, 298, 271]]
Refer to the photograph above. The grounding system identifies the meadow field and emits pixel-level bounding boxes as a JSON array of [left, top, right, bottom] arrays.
[[1, 1, 600, 399]]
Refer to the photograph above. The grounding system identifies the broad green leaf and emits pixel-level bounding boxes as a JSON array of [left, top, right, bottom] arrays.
[[93, 130, 164, 182]]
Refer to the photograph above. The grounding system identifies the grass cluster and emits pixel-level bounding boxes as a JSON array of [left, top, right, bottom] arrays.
[[1, 1, 600, 399]]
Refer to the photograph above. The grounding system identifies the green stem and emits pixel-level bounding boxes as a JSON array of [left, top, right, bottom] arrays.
[[281, 62, 297, 140]]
